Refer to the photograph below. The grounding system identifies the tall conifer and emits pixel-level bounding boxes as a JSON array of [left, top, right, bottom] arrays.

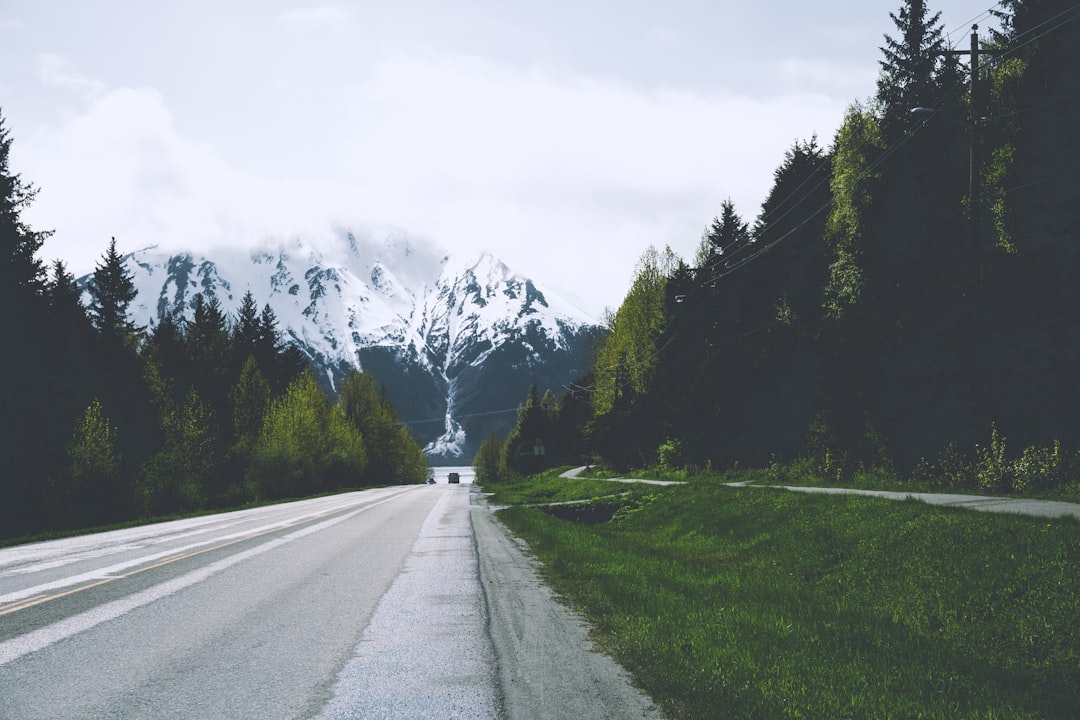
[[88, 237, 139, 341]]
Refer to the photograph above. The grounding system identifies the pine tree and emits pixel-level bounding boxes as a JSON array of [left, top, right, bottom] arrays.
[[185, 293, 231, 404], [254, 302, 306, 391], [0, 110, 54, 538], [230, 355, 271, 442], [876, 0, 961, 137], [230, 290, 261, 372], [88, 237, 139, 342], [695, 199, 751, 267], [46, 260, 85, 319], [0, 110, 49, 306]]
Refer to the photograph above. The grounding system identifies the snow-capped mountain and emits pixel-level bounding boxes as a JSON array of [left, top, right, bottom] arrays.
[[113, 229, 595, 461]]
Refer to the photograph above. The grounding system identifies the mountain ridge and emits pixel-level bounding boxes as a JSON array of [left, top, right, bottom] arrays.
[[93, 230, 596, 461]]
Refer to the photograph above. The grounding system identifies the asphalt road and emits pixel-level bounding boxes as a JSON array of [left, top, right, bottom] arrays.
[[0, 483, 664, 719]]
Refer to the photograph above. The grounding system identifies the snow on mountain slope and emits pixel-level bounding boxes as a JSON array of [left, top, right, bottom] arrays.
[[116, 229, 595, 460]]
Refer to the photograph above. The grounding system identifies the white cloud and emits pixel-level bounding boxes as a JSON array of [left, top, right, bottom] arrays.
[[16, 50, 847, 318], [35, 53, 107, 100], [18, 87, 317, 270]]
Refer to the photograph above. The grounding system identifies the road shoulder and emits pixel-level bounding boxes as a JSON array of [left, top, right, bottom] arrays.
[[470, 488, 667, 720]]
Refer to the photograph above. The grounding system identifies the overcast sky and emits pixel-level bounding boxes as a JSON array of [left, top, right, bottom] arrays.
[[1, 0, 999, 319]]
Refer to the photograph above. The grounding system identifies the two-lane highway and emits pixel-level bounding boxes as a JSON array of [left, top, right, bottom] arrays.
[[1, 480, 666, 719], [0, 484, 458, 719]]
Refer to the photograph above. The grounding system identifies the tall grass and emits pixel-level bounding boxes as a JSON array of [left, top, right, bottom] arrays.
[[497, 481, 1080, 719]]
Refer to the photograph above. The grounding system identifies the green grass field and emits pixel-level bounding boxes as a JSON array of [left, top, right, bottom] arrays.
[[490, 472, 1080, 719]]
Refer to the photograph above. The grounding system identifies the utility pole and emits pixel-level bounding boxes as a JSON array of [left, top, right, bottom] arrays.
[[942, 25, 1005, 255], [943, 25, 983, 255], [967, 25, 981, 255]]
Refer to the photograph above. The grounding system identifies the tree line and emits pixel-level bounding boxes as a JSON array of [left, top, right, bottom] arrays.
[[479, 0, 1080, 491], [1, 124, 427, 541]]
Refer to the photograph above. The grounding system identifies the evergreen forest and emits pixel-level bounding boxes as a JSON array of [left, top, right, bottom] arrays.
[[481, 0, 1080, 493], [0, 137, 428, 540]]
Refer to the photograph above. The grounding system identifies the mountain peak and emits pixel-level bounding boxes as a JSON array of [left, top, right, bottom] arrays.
[[104, 229, 594, 460]]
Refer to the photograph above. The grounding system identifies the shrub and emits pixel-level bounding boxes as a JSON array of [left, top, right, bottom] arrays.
[[656, 437, 687, 472]]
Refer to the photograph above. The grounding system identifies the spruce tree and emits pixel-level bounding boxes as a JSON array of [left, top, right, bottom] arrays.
[[0, 110, 49, 305], [695, 199, 751, 267], [230, 290, 261, 372], [88, 237, 139, 342], [0, 110, 54, 537], [876, 0, 961, 137]]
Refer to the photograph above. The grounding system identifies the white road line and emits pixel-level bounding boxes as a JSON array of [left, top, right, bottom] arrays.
[[0, 489, 414, 604], [0, 490, 414, 666]]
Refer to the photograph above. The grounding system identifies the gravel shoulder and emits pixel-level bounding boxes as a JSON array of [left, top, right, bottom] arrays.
[[470, 488, 667, 720]]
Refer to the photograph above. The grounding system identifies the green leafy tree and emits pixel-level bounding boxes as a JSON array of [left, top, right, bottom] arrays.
[[823, 104, 884, 319], [65, 399, 124, 527], [248, 370, 367, 499], [139, 389, 217, 515], [592, 246, 674, 415], [337, 369, 426, 485], [588, 246, 679, 468], [473, 433, 508, 484]]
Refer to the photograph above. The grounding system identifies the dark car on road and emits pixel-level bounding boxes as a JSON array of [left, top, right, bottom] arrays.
[[448, 472, 460, 484]]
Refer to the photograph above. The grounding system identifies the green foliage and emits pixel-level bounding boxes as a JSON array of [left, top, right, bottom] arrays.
[[823, 104, 883, 319], [591, 246, 674, 415], [504, 384, 551, 474], [473, 433, 509, 485], [337, 369, 426, 484], [62, 399, 125, 526], [68, 399, 123, 485], [248, 370, 367, 499], [479, 466, 631, 506], [655, 437, 688, 472], [230, 355, 271, 442], [983, 144, 1018, 253], [974, 422, 1012, 492], [139, 389, 217, 515]]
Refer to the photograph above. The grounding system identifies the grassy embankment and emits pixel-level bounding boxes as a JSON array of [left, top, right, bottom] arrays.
[[483, 468, 1080, 719]]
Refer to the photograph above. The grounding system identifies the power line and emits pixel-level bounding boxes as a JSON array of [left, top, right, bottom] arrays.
[[581, 3, 1078, 397], [401, 406, 519, 425]]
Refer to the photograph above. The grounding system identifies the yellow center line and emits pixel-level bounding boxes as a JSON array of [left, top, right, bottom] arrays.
[[0, 595, 50, 617], [0, 497, 389, 618]]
